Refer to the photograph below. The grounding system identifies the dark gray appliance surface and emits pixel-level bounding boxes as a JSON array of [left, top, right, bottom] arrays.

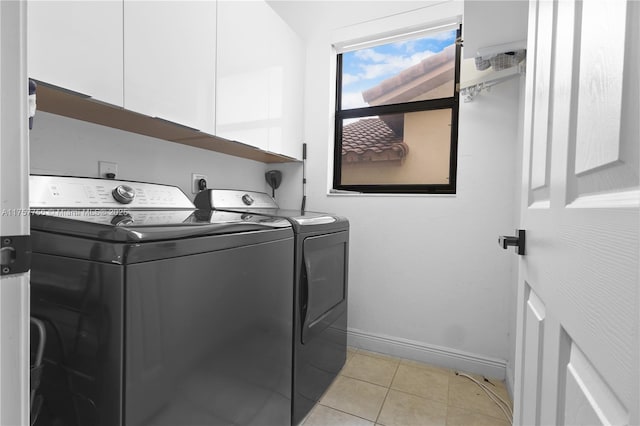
[[194, 189, 349, 425], [293, 226, 348, 425], [30, 210, 292, 264], [231, 208, 346, 234], [30, 177, 295, 426], [30, 209, 291, 244]]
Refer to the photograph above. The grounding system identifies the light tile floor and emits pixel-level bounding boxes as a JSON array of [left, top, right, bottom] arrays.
[[302, 347, 512, 426]]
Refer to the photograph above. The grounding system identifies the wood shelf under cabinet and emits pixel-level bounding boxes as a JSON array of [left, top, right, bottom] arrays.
[[35, 82, 300, 164]]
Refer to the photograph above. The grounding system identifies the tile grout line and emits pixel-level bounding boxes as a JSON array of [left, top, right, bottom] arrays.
[[341, 351, 401, 389], [383, 363, 455, 406], [373, 361, 400, 425], [341, 374, 389, 388], [345, 350, 513, 424], [445, 374, 452, 424], [316, 403, 378, 424], [340, 373, 393, 389], [324, 348, 392, 424], [346, 353, 458, 407], [446, 370, 460, 424]]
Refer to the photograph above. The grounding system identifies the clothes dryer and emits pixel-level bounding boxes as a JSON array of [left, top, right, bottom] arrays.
[[195, 189, 349, 425]]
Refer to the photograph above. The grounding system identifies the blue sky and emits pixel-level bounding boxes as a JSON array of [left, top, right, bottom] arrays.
[[341, 29, 456, 109]]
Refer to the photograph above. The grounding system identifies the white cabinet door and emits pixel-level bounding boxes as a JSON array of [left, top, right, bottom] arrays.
[[216, 0, 303, 158], [124, 1, 216, 134], [27, 0, 124, 106], [266, 12, 304, 159]]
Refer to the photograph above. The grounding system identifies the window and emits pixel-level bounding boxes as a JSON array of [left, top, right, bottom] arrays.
[[333, 24, 462, 194]]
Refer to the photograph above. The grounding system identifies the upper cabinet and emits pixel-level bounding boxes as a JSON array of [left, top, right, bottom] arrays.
[[123, 1, 217, 135], [462, 1, 528, 59], [216, 1, 304, 159], [27, 0, 301, 161], [27, 1, 124, 106]]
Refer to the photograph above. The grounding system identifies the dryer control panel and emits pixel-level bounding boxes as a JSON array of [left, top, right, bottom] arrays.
[[196, 189, 278, 210]]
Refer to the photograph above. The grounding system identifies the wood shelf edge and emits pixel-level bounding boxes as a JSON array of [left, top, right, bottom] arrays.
[[35, 82, 301, 164]]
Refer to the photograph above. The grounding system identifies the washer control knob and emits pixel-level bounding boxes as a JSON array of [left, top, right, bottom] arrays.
[[242, 194, 254, 206], [111, 214, 134, 226], [112, 185, 135, 204]]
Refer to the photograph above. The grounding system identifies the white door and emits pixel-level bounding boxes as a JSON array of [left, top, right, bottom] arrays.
[[0, 0, 31, 424], [513, 0, 639, 425]]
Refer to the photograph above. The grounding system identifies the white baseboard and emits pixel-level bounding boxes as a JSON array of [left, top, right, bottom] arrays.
[[347, 328, 507, 380]]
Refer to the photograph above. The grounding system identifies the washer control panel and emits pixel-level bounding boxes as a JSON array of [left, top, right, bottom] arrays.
[[37, 208, 195, 226], [30, 175, 194, 209]]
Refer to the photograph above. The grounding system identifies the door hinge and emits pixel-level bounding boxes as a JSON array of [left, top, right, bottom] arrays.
[[1, 235, 32, 276]]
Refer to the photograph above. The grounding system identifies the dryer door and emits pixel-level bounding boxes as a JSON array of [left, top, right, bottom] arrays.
[[301, 231, 348, 344]]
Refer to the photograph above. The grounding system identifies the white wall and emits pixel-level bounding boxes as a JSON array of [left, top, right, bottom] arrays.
[[271, 1, 523, 379], [30, 112, 270, 198], [28, 0, 525, 385], [463, 0, 529, 59]]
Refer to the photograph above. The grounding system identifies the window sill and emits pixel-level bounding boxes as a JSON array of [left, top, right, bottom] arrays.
[[327, 190, 456, 198]]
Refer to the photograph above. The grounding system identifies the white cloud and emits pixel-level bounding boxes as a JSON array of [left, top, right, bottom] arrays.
[[341, 73, 360, 86], [341, 92, 368, 109], [432, 30, 456, 41], [392, 40, 418, 53], [344, 41, 448, 91], [354, 48, 387, 62], [358, 50, 437, 80]]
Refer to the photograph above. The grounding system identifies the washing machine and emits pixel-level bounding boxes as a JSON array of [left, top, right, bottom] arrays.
[[29, 175, 294, 426], [194, 189, 349, 425]]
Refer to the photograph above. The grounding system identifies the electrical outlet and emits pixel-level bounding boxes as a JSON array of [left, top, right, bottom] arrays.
[[192, 173, 208, 194], [99, 161, 118, 179]]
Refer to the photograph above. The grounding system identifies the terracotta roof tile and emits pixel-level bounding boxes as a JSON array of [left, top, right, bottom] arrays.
[[342, 118, 409, 162]]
